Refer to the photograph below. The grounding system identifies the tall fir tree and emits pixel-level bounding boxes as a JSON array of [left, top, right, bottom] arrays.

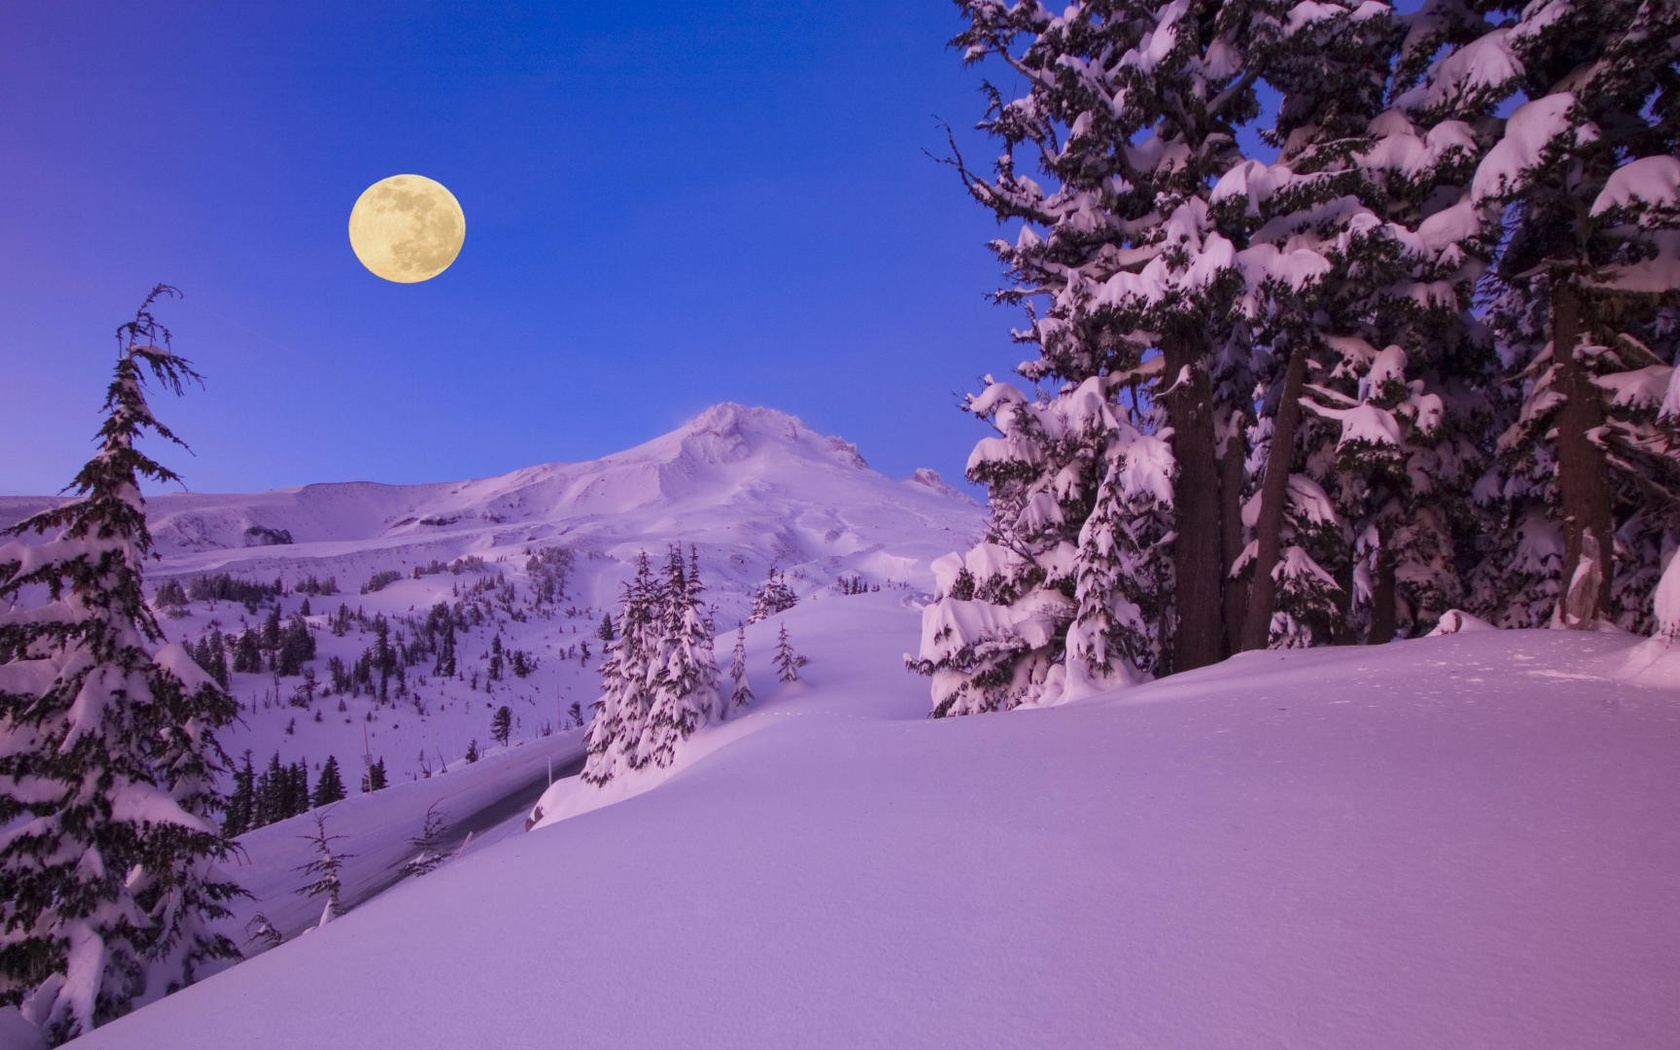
[[582, 553, 657, 785], [0, 286, 241, 1043], [1474, 0, 1680, 630], [223, 751, 256, 838], [637, 546, 719, 769]]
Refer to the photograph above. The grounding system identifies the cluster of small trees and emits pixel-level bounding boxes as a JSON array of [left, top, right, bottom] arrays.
[[748, 566, 798, 623], [582, 547, 725, 784], [523, 546, 573, 606], [222, 752, 349, 837], [360, 569, 404, 594], [914, 0, 1680, 716], [156, 573, 284, 613]]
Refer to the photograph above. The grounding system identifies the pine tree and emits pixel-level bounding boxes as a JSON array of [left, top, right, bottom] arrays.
[[490, 705, 513, 747], [274, 613, 313, 677], [360, 758, 387, 794], [464, 739, 480, 763], [429, 602, 456, 677], [400, 804, 449, 879], [748, 567, 798, 624], [726, 624, 753, 717], [231, 630, 261, 675], [583, 549, 726, 786], [0, 286, 242, 1041], [774, 623, 800, 684], [637, 546, 719, 769], [294, 815, 354, 929], [1468, 0, 1680, 629], [310, 756, 346, 808], [223, 751, 256, 838], [923, 0, 1274, 709]]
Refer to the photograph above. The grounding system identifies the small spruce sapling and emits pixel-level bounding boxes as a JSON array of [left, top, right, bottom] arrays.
[[728, 624, 754, 715], [400, 804, 450, 879], [775, 623, 801, 683], [245, 914, 283, 951], [294, 815, 355, 929]]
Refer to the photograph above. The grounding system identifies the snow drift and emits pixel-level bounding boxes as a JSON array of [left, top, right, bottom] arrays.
[[68, 594, 1680, 1049]]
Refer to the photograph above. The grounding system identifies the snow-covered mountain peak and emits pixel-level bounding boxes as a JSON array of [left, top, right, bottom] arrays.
[[906, 467, 972, 503], [0, 402, 983, 621], [634, 402, 870, 472]]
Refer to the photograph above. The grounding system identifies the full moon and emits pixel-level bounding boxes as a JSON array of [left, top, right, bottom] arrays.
[[347, 174, 465, 283]]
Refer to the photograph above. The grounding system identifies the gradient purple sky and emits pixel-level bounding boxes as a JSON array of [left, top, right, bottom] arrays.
[[1, 4, 1025, 496]]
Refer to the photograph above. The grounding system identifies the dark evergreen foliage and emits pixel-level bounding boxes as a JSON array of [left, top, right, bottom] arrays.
[[0, 286, 242, 1042], [310, 756, 346, 808]]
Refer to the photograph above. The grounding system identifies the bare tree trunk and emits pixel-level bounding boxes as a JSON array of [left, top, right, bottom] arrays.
[[1368, 537, 1397, 644], [1163, 331, 1226, 673], [1331, 559, 1359, 646], [1552, 277, 1614, 627], [1240, 341, 1311, 651], [1219, 416, 1249, 655]]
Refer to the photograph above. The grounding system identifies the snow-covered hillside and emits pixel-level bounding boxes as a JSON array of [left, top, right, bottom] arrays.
[[67, 591, 1680, 1049], [0, 402, 981, 792]]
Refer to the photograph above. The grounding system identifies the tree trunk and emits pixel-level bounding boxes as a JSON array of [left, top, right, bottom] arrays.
[[1368, 537, 1397, 644], [1552, 277, 1614, 628], [1163, 331, 1226, 672], [1239, 341, 1311, 651], [1219, 415, 1249, 655]]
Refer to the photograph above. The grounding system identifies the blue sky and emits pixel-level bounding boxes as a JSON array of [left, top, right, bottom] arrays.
[[1, 4, 1024, 495]]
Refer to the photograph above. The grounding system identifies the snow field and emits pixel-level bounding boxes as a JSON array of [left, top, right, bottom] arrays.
[[73, 595, 1680, 1049]]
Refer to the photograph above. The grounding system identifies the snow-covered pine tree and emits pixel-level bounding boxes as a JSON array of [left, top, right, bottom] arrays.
[[1065, 388, 1174, 694], [1468, 0, 1680, 629], [1216, 0, 1384, 647], [578, 556, 645, 782], [925, 0, 1408, 713], [0, 286, 241, 1042], [726, 624, 753, 717], [582, 548, 725, 785], [293, 815, 354, 929], [581, 575, 642, 786], [940, 0, 1269, 678], [747, 567, 797, 624], [774, 623, 800, 684], [637, 546, 719, 770]]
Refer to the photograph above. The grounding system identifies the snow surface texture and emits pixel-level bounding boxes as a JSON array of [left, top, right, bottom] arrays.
[[69, 593, 1680, 1049]]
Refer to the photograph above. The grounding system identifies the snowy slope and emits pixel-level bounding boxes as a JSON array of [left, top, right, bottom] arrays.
[[71, 593, 1680, 1050]]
